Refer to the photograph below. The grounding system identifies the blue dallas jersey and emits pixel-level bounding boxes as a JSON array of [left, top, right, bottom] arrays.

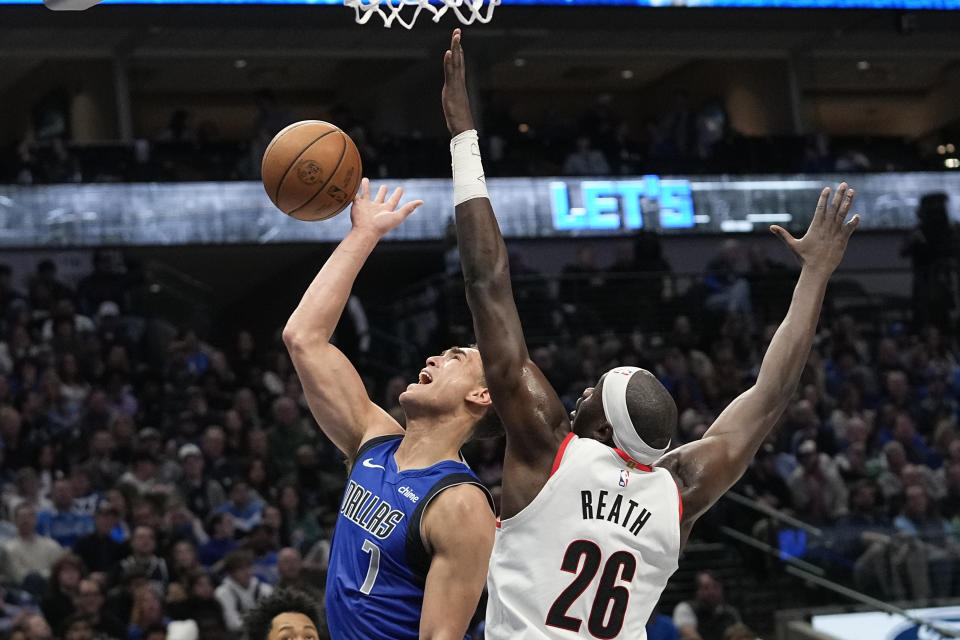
[[326, 434, 492, 640]]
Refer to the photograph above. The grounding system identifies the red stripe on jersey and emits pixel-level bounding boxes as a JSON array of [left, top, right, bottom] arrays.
[[496, 519, 501, 528], [612, 447, 653, 472], [550, 432, 577, 477], [677, 483, 684, 521]]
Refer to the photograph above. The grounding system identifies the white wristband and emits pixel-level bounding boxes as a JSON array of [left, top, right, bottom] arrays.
[[450, 129, 489, 206]]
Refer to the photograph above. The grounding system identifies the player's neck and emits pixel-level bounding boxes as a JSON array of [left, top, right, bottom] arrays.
[[396, 416, 468, 470]]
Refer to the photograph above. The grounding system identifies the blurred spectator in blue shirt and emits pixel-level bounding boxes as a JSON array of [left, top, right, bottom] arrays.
[[36, 479, 93, 548], [646, 612, 679, 640]]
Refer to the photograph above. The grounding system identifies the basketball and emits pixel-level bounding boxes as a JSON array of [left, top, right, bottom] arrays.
[[261, 120, 363, 222]]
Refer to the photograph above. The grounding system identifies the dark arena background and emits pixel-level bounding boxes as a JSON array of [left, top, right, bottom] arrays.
[[1, 1, 960, 638]]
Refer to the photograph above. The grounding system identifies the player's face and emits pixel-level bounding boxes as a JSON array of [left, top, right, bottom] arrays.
[[570, 374, 613, 445], [268, 612, 319, 640], [400, 346, 486, 412]]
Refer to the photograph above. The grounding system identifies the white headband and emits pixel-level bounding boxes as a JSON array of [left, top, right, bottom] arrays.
[[600, 366, 670, 466]]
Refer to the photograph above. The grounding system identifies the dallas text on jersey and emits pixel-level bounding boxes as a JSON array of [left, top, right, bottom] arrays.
[[580, 489, 653, 536], [340, 480, 405, 539]]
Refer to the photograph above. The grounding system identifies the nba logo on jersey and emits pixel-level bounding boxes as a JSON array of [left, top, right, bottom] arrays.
[[619, 469, 630, 487]]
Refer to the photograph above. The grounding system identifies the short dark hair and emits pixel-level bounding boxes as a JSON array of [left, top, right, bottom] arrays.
[[223, 549, 254, 574], [624, 369, 677, 450], [244, 588, 323, 640]]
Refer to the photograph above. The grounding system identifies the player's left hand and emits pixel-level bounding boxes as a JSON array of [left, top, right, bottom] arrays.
[[442, 29, 476, 137], [351, 178, 424, 237], [770, 182, 860, 278]]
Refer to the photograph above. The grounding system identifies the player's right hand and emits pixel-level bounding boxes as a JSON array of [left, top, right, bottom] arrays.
[[770, 182, 860, 277], [350, 178, 424, 238], [442, 29, 476, 137]]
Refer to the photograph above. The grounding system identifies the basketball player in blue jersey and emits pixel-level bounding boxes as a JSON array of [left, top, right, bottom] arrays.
[[282, 178, 498, 640], [444, 30, 859, 639]]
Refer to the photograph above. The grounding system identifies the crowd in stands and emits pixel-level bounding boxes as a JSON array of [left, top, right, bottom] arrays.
[[0, 204, 957, 640], [1, 90, 947, 185]]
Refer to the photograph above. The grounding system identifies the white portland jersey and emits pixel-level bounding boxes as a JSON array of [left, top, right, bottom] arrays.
[[486, 433, 682, 640]]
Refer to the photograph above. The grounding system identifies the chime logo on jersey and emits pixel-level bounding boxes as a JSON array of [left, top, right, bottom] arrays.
[[619, 469, 630, 488], [398, 486, 420, 503], [339, 480, 405, 539]]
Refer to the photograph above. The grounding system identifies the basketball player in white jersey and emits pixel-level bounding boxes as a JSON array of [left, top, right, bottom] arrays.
[[442, 29, 860, 640]]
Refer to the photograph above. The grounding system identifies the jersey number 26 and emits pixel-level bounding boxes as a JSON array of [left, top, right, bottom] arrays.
[[545, 540, 636, 639]]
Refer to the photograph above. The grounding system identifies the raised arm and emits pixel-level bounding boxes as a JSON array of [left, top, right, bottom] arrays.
[[282, 179, 422, 464], [443, 30, 568, 473], [658, 183, 860, 539]]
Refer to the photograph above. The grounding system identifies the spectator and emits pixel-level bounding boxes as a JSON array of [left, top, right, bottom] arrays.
[[19, 613, 53, 640], [876, 441, 910, 503], [72, 578, 126, 640], [36, 478, 94, 548], [201, 426, 235, 489], [167, 571, 226, 640], [116, 527, 169, 595], [4, 468, 53, 519], [901, 193, 957, 330], [274, 547, 321, 602], [276, 483, 321, 552], [216, 481, 263, 534], [829, 481, 891, 593], [176, 443, 225, 522], [85, 430, 123, 491], [879, 412, 939, 468], [247, 525, 278, 586], [703, 240, 752, 323], [0, 410, 36, 473], [563, 136, 611, 176], [198, 513, 238, 569], [69, 466, 100, 517], [0, 583, 34, 636], [893, 485, 954, 598], [267, 397, 312, 478], [0, 504, 65, 587], [74, 503, 125, 574], [118, 452, 160, 497], [169, 540, 201, 587], [76, 251, 126, 318], [126, 587, 168, 640], [213, 550, 273, 632], [788, 440, 848, 524], [672, 572, 740, 640], [0, 263, 26, 317], [59, 614, 98, 640], [29, 260, 73, 313], [39, 553, 83, 630]]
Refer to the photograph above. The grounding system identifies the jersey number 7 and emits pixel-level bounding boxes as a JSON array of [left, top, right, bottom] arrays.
[[360, 539, 381, 595], [545, 540, 636, 639]]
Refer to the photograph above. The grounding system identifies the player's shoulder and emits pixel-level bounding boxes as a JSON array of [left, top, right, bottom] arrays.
[[427, 482, 494, 519], [422, 483, 496, 550]]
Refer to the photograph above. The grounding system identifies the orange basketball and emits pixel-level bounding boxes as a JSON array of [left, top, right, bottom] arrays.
[[261, 120, 363, 222]]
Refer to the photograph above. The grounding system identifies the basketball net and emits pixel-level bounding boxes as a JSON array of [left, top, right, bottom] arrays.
[[344, 0, 500, 29]]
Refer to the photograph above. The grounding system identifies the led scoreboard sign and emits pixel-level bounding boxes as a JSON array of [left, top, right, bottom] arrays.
[[550, 177, 695, 232]]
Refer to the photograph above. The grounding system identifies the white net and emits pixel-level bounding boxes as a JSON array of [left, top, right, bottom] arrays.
[[343, 0, 500, 29]]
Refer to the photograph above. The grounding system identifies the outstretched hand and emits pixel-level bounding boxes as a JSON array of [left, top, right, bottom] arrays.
[[442, 29, 476, 137], [771, 182, 860, 277], [350, 178, 424, 238]]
